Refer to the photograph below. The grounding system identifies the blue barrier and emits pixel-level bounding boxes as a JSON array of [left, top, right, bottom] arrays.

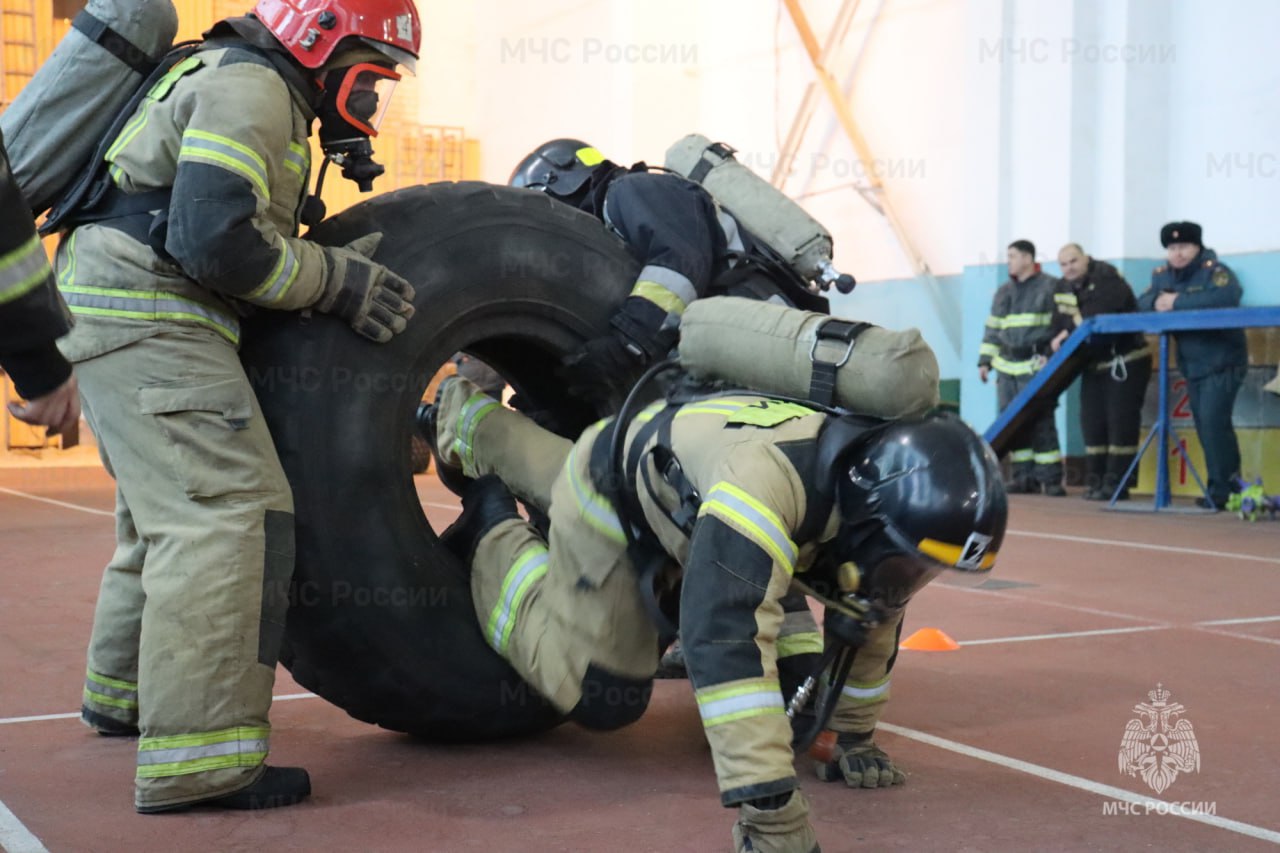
[[983, 306, 1280, 512]]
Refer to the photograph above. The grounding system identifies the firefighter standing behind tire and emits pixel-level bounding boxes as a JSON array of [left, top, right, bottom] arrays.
[[510, 138, 827, 740], [423, 377, 1007, 853], [0, 130, 81, 444], [1052, 244, 1151, 501], [978, 239, 1076, 495], [57, 0, 418, 813]]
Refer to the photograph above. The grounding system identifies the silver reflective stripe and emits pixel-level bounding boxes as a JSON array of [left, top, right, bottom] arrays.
[[702, 483, 798, 570], [84, 676, 137, 703], [249, 242, 299, 304], [61, 285, 240, 343], [489, 548, 549, 651], [698, 690, 785, 725], [637, 264, 698, 308], [284, 144, 308, 177], [842, 679, 890, 701], [0, 235, 50, 304], [566, 443, 626, 542], [179, 130, 269, 197], [136, 737, 270, 766], [780, 610, 819, 637], [453, 393, 500, 470]]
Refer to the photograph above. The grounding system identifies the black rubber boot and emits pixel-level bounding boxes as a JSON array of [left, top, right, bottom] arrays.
[[415, 402, 470, 497], [137, 766, 311, 814], [82, 708, 139, 737], [1042, 482, 1067, 497], [440, 474, 520, 564]]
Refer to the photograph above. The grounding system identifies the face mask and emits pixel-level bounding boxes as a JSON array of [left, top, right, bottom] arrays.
[[317, 62, 401, 192]]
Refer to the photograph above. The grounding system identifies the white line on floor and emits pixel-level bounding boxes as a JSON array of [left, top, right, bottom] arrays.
[[939, 583, 1159, 624], [878, 722, 1280, 845], [422, 502, 460, 512], [1196, 615, 1280, 626], [1197, 628, 1280, 648], [0, 487, 113, 518], [0, 693, 317, 727], [1007, 529, 1280, 565], [0, 798, 49, 853], [959, 625, 1171, 646]]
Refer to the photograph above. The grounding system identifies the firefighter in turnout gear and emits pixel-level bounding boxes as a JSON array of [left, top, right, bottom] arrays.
[[0, 130, 80, 444], [1136, 221, 1247, 510], [422, 376, 1008, 853], [1053, 244, 1151, 501], [511, 139, 827, 697], [58, 0, 419, 813], [978, 239, 1076, 495], [510, 139, 772, 394]]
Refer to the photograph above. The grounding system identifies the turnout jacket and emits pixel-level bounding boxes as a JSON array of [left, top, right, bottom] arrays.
[[1062, 259, 1149, 367], [979, 270, 1076, 376], [0, 130, 72, 398], [55, 42, 331, 362], [1136, 249, 1246, 380]]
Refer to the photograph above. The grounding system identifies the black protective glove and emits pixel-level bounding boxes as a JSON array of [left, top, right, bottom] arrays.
[[317, 233, 416, 343], [609, 295, 679, 363], [558, 332, 644, 397]]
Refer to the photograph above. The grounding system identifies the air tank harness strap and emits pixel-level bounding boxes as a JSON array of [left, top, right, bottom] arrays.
[[71, 9, 159, 75], [809, 319, 871, 408], [687, 141, 737, 183], [588, 405, 700, 643]]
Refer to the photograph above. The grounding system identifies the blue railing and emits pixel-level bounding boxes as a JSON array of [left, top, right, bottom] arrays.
[[983, 306, 1280, 511]]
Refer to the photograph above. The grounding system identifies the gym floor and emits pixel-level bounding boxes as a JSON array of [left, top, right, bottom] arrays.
[[1, 467, 1277, 852]]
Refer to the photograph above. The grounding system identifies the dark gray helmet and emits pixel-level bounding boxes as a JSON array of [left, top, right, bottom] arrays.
[[508, 138, 610, 198]]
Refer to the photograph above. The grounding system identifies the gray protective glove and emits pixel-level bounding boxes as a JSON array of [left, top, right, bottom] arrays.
[[814, 731, 906, 789], [317, 233, 415, 343], [732, 789, 821, 853]]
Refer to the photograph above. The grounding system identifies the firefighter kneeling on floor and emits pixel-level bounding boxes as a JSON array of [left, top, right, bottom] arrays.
[[419, 375, 1008, 852]]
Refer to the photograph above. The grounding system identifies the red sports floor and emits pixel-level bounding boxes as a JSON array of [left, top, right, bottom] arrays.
[[2, 468, 1278, 852]]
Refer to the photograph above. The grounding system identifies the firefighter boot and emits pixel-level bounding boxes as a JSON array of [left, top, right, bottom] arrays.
[[440, 475, 520, 564], [137, 766, 311, 813], [416, 402, 470, 496], [733, 789, 821, 853]]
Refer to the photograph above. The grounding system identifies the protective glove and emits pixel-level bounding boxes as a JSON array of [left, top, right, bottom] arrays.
[[609, 295, 679, 363], [557, 332, 643, 398], [317, 233, 416, 343], [732, 789, 821, 853], [814, 731, 906, 789]]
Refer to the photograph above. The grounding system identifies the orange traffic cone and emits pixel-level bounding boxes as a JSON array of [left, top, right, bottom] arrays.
[[900, 627, 960, 651]]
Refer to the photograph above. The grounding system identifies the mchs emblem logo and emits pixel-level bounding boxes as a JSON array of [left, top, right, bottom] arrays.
[[1118, 684, 1200, 794]]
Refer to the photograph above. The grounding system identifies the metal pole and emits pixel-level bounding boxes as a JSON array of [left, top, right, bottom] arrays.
[[1155, 334, 1171, 509]]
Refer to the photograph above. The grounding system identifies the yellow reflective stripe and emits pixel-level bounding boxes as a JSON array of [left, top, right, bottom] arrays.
[[485, 545, 549, 653], [776, 632, 823, 658], [979, 343, 1000, 357], [139, 726, 269, 751], [86, 669, 137, 691], [699, 482, 797, 572], [841, 674, 891, 703], [146, 54, 202, 101], [676, 401, 749, 419], [136, 753, 268, 778], [1033, 451, 1061, 464], [985, 315, 1002, 329], [632, 280, 688, 315], [725, 400, 816, 428], [61, 284, 240, 344], [1085, 446, 1108, 455], [1054, 293, 1078, 307], [1001, 312, 1052, 328], [566, 442, 627, 544], [83, 688, 138, 710], [244, 241, 300, 304], [284, 142, 309, 177], [180, 129, 270, 197], [105, 99, 154, 163], [1010, 449, 1034, 463], [917, 537, 997, 570], [575, 146, 605, 166], [696, 679, 785, 727], [0, 235, 51, 304], [1108, 445, 1138, 454], [452, 393, 500, 474], [991, 355, 1037, 375]]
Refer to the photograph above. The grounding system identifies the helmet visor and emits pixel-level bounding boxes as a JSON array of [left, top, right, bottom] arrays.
[[332, 63, 400, 137]]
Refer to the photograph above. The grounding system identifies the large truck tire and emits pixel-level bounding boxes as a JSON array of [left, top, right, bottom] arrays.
[[239, 183, 639, 740]]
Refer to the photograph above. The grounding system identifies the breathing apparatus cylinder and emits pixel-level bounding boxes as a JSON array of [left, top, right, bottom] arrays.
[[664, 134, 854, 293], [0, 0, 178, 214], [678, 296, 939, 419]]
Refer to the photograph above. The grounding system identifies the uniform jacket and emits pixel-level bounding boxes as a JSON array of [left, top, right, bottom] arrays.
[[1136, 249, 1246, 380], [1062, 259, 1148, 367], [0, 130, 72, 398], [597, 170, 747, 317], [55, 41, 332, 362], [978, 270, 1075, 376]]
